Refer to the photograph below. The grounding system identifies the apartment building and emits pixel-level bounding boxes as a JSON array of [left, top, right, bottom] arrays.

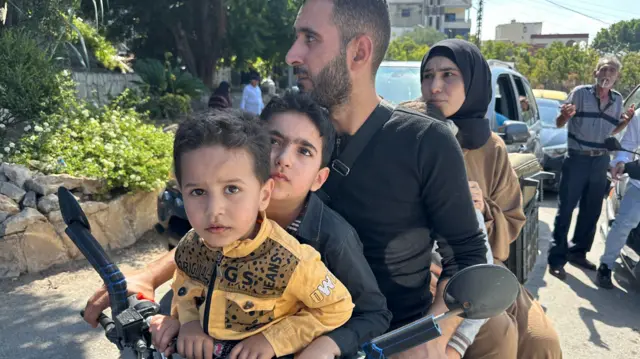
[[388, 0, 473, 39]]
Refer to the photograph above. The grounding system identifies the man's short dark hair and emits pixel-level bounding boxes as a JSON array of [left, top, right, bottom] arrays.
[[260, 93, 336, 168], [173, 109, 271, 186], [331, 0, 391, 75]]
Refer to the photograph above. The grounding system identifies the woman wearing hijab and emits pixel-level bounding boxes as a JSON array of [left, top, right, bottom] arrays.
[[402, 39, 562, 359], [209, 81, 232, 109]]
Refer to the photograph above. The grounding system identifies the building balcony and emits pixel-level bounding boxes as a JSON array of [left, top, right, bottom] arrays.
[[427, 0, 472, 7], [444, 18, 471, 29]]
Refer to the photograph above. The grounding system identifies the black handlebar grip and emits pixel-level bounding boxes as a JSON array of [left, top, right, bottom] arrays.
[[59, 187, 129, 316], [361, 315, 442, 358]]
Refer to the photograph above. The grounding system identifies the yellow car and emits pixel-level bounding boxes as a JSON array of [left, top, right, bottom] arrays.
[[532, 89, 568, 102]]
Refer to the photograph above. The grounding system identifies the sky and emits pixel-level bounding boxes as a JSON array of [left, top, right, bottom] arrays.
[[468, 0, 640, 42]]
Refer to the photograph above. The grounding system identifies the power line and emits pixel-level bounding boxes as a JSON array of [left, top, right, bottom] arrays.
[[541, 0, 610, 25]]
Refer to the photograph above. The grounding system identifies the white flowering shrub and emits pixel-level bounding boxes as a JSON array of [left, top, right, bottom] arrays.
[[10, 91, 174, 194]]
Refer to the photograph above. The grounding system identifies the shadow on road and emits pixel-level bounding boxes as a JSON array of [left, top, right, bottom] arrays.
[[563, 270, 640, 350], [0, 290, 104, 359]]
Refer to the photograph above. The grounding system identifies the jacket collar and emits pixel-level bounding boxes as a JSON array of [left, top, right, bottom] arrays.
[[206, 211, 273, 258], [295, 193, 324, 243]]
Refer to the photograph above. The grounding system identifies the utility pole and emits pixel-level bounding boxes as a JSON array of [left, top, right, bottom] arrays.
[[475, 0, 484, 48]]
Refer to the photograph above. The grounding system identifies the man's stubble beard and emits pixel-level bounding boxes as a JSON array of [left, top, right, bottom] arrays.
[[299, 51, 352, 110]]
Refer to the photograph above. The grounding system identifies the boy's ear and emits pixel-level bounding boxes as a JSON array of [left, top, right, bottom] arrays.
[[259, 178, 275, 212], [310, 167, 330, 192]]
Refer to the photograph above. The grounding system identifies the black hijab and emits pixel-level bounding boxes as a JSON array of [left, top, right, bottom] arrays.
[[421, 39, 492, 150]]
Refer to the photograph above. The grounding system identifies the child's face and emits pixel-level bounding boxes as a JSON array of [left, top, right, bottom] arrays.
[[179, 145, 274, 248], [267, 112, 329, 203]]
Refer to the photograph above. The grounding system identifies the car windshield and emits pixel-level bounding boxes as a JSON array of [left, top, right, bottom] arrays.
[[375, 65, 422, 105]]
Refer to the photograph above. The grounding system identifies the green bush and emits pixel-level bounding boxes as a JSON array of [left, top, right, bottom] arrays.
[[11, 91, 175, 194], [0, 29, 70, 143], [134, 57, 208, 99], [145, 94, 191, 120], [132, 55, 207, 119]]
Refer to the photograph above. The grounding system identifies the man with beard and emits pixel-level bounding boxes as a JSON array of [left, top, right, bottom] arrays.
[[286, 0, 488, 357], [548, 56, 636, 280]]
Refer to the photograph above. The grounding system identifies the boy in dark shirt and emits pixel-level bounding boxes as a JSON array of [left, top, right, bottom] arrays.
[[260, 93, 391, 358]]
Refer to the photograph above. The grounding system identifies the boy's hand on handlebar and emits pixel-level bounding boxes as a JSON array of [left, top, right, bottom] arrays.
[[229, 333, 275, 359], [149, 315, 180, 356], [177, 320, 214, 359], [83, 270, 156, 328]]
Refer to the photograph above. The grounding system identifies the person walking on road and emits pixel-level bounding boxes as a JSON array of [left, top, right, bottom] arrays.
[[240, 73, 265, 115], [548, 56, 636, 279], [597, 106, 640, 288]]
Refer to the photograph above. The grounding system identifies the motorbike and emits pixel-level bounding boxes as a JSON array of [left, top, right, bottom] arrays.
[[601, 137, 640, 281], [59, 186, 520, 359]]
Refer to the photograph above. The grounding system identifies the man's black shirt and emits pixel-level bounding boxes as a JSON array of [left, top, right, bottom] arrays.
[[292, 193, 392, 356], [323, 105, 488, 326]]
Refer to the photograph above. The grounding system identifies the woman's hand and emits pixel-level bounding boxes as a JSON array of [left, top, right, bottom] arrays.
[[469, 181, 485, 213]]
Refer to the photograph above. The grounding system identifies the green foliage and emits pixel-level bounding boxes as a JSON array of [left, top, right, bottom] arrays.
[[477, 40, 640, 97], [619, 52, 640, 97], [4, 1, 113, 71], [134, 57, 207, 99], [132, 55, 206, 119], [592, 19, 640, 55], [145, 94, 191, 120], [70, 16, 131, 72], [0, 29, 71, 143], [385, 37, 430, 61], [87, 0, 304, 85], [10, 90, 174, 193]]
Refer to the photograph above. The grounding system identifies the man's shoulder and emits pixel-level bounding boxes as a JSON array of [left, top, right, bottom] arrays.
[[611, 89, 624, 101], [572, 84, 592, 93], [383, 105, 450, 138]]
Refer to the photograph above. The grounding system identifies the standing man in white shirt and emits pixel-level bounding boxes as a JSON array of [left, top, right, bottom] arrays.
[[240, 73, 265, 115], [597, 106, 640, 288]]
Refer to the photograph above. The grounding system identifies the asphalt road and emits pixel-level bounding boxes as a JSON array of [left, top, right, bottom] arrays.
[[0, 195, 639, 359]]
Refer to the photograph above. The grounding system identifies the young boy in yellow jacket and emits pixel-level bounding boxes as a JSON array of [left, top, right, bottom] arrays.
[[150, 109, 354, 359]]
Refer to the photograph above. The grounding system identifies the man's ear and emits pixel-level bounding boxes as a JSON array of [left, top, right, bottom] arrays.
[[347, 34, 374, 73], [259, 178, 275, 212], [310, 166, 330, 192]]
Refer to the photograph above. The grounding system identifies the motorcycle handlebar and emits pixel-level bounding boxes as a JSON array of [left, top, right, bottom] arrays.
[[59, 187, 129, 317]]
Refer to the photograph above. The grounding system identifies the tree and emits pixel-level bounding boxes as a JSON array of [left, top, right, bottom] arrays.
[[401, 26, 447, 46], [619, 52, 640, 97], [592, 19, 640, 55], [93, 0, 303, 87], [385, 37, 429, 61]]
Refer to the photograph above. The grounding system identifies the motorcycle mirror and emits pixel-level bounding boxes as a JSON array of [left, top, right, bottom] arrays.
[[444, 264, 520, 320], [604, 137, 622, 151], [58, 186, 91, 230]]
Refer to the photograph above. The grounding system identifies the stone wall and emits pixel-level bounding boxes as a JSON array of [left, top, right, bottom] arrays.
[[0, 163, 160, 278], [72, 71, 142, 105], [72, 68, 233, 106]]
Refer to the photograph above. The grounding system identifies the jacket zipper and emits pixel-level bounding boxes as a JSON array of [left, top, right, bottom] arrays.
[[202, 251, 223, 335]]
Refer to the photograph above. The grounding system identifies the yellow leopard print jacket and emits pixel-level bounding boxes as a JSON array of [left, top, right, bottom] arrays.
[[170, 216, 354, 357]]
